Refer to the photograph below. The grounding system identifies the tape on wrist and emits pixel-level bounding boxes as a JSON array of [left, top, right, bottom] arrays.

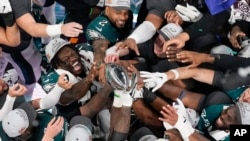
[[170, 69, 179, 80], [174, 117, 195, 141], [46, 24, 62, 37]]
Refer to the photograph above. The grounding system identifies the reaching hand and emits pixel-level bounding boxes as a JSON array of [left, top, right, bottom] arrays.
[[42, 117, 64, 141], [61, 22, 83, 37], [8, 83, 27, 97], [104, 54, 119, 63], [116, 38, 140, 56], [175, 51, 206, 68], [140, 71, 168, 92], [57, 73, 73, 90]]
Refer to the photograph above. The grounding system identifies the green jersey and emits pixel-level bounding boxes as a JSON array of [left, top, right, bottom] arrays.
[[86, 12, 121, 49], [197, 104, 230, 141]]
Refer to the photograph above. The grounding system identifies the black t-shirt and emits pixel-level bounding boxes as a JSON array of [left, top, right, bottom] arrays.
[[0, 15, 32, 53], [46, 0, 100, 26], [147, 0, 176, 19]]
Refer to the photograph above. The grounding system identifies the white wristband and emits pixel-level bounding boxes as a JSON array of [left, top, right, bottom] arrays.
[[170, 69, 179, 80], [46, 24, 62, 37], [113, 90, 122, 108], [106, 46, 119, 56], [174, 117, 195, 141]]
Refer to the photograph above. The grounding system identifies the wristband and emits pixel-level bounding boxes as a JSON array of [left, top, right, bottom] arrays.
[[170, 69, 179, 80], [174, 116, 195, 141], [113, 90, 122, 108], [121, 92, 133, 107], [46, 24, 62, 37]]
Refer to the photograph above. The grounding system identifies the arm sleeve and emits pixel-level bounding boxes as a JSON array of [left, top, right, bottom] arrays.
[[212, 71, 250, 91], [128, 21, 156, 43], [39, 84, 64, 110], [0, 95, 15, 121], [213, 54, 250, 72]]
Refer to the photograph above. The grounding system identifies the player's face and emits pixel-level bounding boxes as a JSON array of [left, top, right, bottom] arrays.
[[106, 7, 129, 28], [154, 34, 166, 58], [215, 106, 239, 130], [239, 88, 250, 103], [56, 46, 83, 76]]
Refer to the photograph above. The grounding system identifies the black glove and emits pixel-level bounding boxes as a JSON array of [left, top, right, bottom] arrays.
[[143, 87, 157, 103]]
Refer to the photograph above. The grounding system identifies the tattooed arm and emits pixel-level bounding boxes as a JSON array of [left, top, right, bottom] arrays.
[[92, 39, 110, 66]]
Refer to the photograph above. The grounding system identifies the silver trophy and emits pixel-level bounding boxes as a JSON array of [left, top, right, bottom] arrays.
[[105, 63, 137, 91]]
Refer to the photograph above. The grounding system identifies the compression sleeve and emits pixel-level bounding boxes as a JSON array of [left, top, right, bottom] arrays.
[[39, 84, 64, 110], [0, 95, 15, 121], [128, 21, 156, 44]]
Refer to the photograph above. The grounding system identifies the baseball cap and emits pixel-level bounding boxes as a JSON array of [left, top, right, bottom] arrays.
[[157, 23, 183, 41], [2, 102, 37, 137], [45, 38, 71, 62], [105, 0, 130, 10], [235, 102, 250, 125], [130, 127, 158, 141], [65, 115, 93, 141]]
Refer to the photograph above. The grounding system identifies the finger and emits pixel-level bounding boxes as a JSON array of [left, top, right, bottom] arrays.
[[139, 71, 152, 75], [48, 117, 56, 126], [140, 76, 154, 80], [142, 78, 154, 83], [152, 86, 159, 92], [134, 46, 140, 56], [73, 23, 83, 30]]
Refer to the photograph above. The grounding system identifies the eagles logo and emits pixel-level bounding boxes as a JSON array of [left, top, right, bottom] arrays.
[[87, 29, 105, 40]]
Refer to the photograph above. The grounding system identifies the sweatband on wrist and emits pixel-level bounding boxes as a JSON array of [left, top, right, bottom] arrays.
[[170, 69, 179, 80], [113, 90, 122, 108], [106, 46, 119, 56], [0, 95, 16, 120], [46, 24, 62, 37], [128, 21, 156, 44], [121, 92, 133, 107], [174, 117, 195, 141], [39, 83, 64, 109]]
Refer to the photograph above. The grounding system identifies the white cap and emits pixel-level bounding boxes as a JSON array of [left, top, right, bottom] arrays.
[[65, 116, 93, 141], [235, 102, 250, 125], [45, 38, 70, 62], [2, 68, 19, 86], [105, 0, 130, 10], [2, 102, 37, 137]]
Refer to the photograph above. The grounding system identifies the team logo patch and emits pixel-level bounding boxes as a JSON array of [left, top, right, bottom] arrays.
[[87, 29, 105, 40]]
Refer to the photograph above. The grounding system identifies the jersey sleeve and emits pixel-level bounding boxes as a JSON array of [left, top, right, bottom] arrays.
[[9, 0, 32, 19]]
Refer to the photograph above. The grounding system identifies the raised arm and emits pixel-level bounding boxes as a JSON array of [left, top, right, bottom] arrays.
[[0, 0, 20, 46]]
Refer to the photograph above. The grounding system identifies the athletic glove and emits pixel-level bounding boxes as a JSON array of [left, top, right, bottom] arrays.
[[175, 3, 203, 22], [140, 71, 168, 92], [173, 99, 195, 141], [0, 0, 15, 26]]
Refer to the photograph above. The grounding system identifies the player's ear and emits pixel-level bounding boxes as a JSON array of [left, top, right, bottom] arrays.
[[105, 6, 111, 15]]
